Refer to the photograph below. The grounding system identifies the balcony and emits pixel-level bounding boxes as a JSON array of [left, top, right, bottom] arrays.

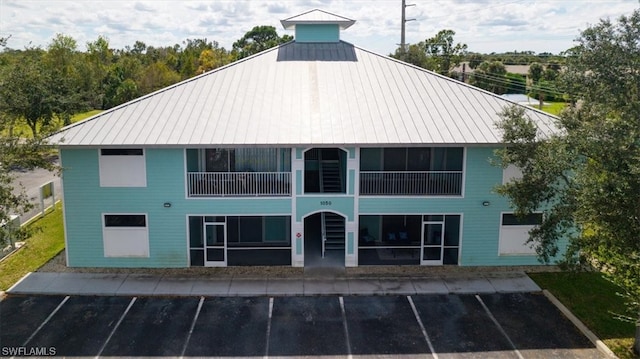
[[188, 172, 291, 197], [360, 171, 463, 196]]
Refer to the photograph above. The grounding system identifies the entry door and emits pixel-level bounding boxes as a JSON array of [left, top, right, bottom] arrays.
[[421, 222, 444, 265], [204, 223, 226, 266]]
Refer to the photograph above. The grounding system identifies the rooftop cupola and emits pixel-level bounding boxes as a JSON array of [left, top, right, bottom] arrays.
[[281, 9, 355, 43]]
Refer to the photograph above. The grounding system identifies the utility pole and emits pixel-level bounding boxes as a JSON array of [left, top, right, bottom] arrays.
[[400, 0, 416, 54]]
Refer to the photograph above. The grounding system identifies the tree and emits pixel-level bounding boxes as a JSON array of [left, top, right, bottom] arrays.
[[390, 42, 432, 68], [232, 25, 292, 59], [495, 10, 640, 354], [137, 61, 180, 95], [0, 40, 57, 249], [504, 73, 526, 94], [527, 62, 544, 83], [45, 34, 88, 126], [423, 29, 468, 75], [468, 53, 483, 69], [197, 42, 233, 73], [469, 60, 507, 94], [0, 48, 54, 137]]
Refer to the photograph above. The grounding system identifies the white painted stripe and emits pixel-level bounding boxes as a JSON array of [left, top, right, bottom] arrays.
[[180, 296, 204, 358], [475, 294, 524, 359], [20, 296, 69, 348], [338, 296, 352, 359], [95, 297, 137, 358], [407, 296, 438, 359], [264, 297, 274, 359]]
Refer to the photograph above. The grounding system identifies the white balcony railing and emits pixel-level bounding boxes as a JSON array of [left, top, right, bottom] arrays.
[[188, 172, 291, 197], [360, 171, 463, 195]]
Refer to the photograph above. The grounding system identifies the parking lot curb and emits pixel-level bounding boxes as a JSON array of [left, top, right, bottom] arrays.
[[542, 290, 616, 358]]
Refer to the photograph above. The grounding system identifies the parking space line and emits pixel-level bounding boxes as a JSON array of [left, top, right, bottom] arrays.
[[407, 296, 438, 359], [20, 296, 70, 348], [264, 297, 274, 359], [475, 295, 524, 359], [338, 296, 352, 359], [95, 297, 136, 358], [180, 296, 204, 359]]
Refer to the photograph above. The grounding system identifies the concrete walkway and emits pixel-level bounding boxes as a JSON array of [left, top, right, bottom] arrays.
[[7, 271, 541, 297]]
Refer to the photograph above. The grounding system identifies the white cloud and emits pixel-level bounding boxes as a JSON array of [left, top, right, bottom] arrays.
[[0, 0, 638, 54]]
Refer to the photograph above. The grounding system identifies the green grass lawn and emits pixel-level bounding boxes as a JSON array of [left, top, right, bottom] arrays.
[[0, 202, 65, 291], [529, 272, 637, 358]]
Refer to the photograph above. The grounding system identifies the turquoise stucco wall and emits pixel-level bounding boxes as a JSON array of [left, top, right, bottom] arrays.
[[295, 24, 340, 43], [61, 148, 291, 267]]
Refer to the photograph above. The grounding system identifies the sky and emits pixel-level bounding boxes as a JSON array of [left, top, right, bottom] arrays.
[[1, 0, 639, 55]]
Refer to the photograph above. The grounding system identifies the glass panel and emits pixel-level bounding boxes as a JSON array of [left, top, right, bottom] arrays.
[[206, 224, 224, 246], [446, 148, 464, 171], [240, 217, 262, 243], [189, 217, 204, 248], [204, 216, 225, 223], [423, 247, 441, 260], [205, 149, 230, 172], [280, 149, 291, 172], [206, 248, 224, 261], [190, 249, 204, 266], [227, 217, 239, 243], [383, 148, 406, 171], [264, 216, 291, 243], [502, 213, 543, 226], [101, 148, 143, 156], [407, 148, 430, 171], [443, 248, 459, 265], [186, 149, 200, 172], [423, 223, 442, 245], [104, 214, 146, 227], [444, 215, 461, 246], [423, 215, 444, 222], [360, 148, 382, 171]]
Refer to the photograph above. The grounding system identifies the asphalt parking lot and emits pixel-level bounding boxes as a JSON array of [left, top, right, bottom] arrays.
[[1, 293, 602, 358]]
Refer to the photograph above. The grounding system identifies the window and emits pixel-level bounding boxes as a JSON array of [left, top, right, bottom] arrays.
[[227, 216, 291, 246], [499, 213, 542, 255], [103, 214, 149, 257], [187, 148, 291, 173], [99, 148, 146, 187], [360, 147, 463, 171]]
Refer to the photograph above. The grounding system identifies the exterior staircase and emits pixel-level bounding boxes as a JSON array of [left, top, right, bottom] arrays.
[[320, 160, 343, 193], [322, 213, 345, 253]]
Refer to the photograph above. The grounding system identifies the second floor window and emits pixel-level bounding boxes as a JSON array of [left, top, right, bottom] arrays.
[[360, 147, 463, 172]]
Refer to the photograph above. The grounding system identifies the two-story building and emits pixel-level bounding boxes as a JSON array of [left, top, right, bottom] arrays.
[[49, 10, 559, 269]]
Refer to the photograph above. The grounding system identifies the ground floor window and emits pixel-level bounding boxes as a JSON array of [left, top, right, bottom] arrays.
[[189, 215, 291, 266], [498, 212, 542, 255], [358, 214, 461, 265], [102, 214, 149, 257]]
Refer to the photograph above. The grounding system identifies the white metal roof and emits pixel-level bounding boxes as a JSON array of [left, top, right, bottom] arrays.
[[280, 9, 355, 30], [49, 41, 559, 147]]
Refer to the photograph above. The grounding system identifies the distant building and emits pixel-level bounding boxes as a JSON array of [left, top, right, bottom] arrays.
[[50, 9, 561, 269]]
